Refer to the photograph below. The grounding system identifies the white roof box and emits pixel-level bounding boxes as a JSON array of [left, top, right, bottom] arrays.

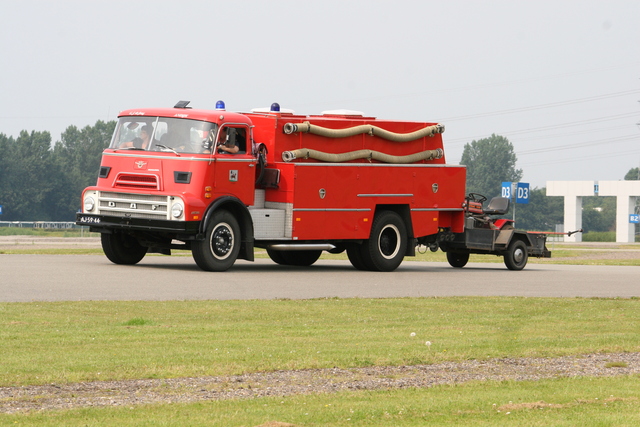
[[321, 109, 365, 117]]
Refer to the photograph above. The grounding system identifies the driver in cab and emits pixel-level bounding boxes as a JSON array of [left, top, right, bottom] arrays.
[[216, 128, 239, 154]]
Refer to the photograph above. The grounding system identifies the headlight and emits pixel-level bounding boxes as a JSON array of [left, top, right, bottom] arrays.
[[84, 196, 95, 212], [171, 203, 184, 219]]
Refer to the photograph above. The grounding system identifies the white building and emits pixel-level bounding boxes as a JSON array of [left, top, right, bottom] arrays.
[[546, 181, 640, 243]]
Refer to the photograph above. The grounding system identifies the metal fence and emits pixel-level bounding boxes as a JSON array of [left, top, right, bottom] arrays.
[[0, 221, 81, 229]]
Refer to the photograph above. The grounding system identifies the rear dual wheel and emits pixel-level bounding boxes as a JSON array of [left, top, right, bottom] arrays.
[[267, 249, 322, 266], [346, 243, 369, 270], [348, 211, 407, 272]]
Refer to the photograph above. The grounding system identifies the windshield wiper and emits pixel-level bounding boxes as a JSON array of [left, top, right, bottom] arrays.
[[154, 144, 180, 156]]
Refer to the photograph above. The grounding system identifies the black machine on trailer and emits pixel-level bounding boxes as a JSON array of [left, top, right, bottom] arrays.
[[437, 193, 576, 270]]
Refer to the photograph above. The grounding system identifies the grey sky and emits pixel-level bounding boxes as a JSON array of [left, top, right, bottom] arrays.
[[1, 0, 639, 188]]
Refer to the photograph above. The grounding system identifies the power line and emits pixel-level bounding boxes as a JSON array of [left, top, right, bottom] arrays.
[[445, 111, 640, 145], [518, 135, 639, 156], [519, 147, 640, 167], [439, 90, 640, 122], [501, 113, 640, 136], [507, 124, 631, 143], [297, 61, 640, 107]]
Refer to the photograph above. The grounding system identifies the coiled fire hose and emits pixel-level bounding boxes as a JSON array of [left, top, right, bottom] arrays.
[[283, 122, 444, 142], [282, 148, 443, 163], [281, 121, 445, 163]]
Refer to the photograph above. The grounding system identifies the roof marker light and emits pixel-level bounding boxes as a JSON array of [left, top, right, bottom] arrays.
[[270, 102, 280, 112], [215, 100, 226, 110]]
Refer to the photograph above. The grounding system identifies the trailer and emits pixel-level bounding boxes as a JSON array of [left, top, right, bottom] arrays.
[[437, 193, 551, 270]]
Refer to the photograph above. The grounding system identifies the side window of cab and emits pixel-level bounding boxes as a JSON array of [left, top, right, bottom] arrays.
[[228, 128, 246, 154], [217, 126, 247, 154]]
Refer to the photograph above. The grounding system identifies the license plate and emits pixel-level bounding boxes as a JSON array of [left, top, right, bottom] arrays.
[[77, 215, 101, 224]]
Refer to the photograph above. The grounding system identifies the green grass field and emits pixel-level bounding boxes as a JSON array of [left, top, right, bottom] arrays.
[[2, 297, 639, 386], [1, 297, 640, 425], [3, 377, 640, 426], [1, 232, 640, 425]]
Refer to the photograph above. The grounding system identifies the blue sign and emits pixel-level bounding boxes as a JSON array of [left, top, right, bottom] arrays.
[[630, 214, 640, 224], [501, 182, 512, 199], [0, 205, 3, 215], [516, 182, 530, 204]]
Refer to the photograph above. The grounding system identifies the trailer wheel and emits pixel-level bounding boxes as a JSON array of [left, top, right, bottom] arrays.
[[192, 209, 240, 271], [504, 240, 528, 270], [101, 232, 147, 265], [360, 211, 407, 272], [446, 251, 469, 268], [267, 249, 322, 266]]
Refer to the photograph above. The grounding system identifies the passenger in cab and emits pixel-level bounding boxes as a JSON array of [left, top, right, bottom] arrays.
[[119, 125, 155, 149]]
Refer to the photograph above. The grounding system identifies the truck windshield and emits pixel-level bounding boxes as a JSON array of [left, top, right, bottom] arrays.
[[110, 117, 217, 154]]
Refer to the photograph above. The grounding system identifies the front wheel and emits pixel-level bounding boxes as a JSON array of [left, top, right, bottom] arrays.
[[101, 232, 147, 265], [446, 251, 469, 268], [192, 210, 240, 271], [504, 240, 528, 270]]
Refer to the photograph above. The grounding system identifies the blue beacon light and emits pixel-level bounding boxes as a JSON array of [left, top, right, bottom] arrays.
[[270, 103, 280, 112], [215, 100, 226, 110]]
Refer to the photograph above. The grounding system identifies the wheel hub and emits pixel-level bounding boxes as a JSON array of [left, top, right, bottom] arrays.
[[379, 225, 400, 259], [513, 248, 524, 264], [211, 225, 233, 258]]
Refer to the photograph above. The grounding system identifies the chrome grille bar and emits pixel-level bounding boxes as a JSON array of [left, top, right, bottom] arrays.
[[97, 191, 170, 219]]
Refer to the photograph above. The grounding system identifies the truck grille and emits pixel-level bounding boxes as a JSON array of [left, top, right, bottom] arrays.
[[114, 173, 160, 190], [98, 191, 169, 220]]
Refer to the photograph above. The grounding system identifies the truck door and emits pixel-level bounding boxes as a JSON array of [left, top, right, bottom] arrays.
[[212, 125, 255, 205]]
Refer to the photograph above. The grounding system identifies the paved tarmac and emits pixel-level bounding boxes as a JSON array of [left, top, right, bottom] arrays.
[[1, 254, 639, 302]]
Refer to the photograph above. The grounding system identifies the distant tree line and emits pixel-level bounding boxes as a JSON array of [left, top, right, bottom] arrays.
[[0, 125, 634, 233], [0, 121, 115, 221]]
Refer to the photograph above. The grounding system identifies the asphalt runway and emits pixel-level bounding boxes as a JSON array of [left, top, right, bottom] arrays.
[[1, 254, 639, 302]]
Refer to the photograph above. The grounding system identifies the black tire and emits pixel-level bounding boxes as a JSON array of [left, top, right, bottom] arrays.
[[504, 240, 528, 270], [192, 210, 240, 271], [346, 243, 370, 270], [267, 249, 322, 266], [446, 251, 469, 268], [327, 245, 346, 254], [101, 232, 147, 265], [359, 211, 407, 272], [283, 250, 322, 266], [266, 248, 287, 265]]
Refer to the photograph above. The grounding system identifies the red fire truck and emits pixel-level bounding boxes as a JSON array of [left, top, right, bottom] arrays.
[[76, 101, 550, 271]]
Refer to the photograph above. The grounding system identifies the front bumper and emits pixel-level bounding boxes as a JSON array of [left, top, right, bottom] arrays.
[[76, 213, 200, 236]]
